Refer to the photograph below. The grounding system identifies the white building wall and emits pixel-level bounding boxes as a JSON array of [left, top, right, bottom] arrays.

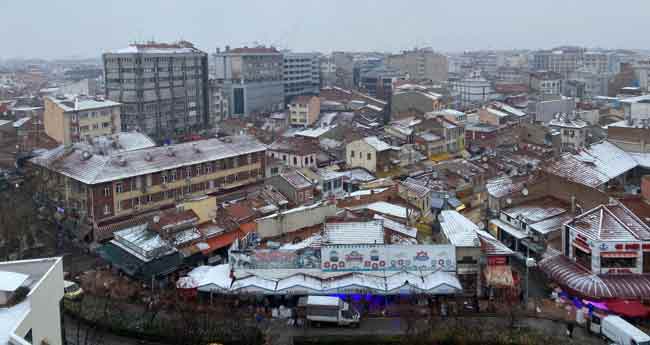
[[6, 258, 64, 345], [256, 203, 337, 238], [346, 140, 377, 173]]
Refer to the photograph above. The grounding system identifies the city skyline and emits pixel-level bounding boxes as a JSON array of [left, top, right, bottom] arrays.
[[2, 0, 650, 59]]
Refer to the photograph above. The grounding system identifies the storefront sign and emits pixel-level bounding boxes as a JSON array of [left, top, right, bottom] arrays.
[[321, 244, 456, 272], [487, 256, 507, 266]]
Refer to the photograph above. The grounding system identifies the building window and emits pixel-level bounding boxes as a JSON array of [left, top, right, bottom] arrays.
[[350, 150, 355, 158], [103, 204, 110, 215], [169, 170, 177, 181], [104, 187, 111, 196], [367, 153, 372, 160], [115, 183, 123, 193], [293, 157, 298, 166]]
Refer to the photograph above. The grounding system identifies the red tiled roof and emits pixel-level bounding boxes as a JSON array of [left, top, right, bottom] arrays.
[[539, 254, 650, 299], [225, 202, 257, 223], [200, 223, 256, 255], [151, 209, 199, 232]]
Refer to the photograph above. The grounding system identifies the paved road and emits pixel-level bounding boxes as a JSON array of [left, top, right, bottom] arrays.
[[63, 315, 169, 345], [266, 316, 607, 345]]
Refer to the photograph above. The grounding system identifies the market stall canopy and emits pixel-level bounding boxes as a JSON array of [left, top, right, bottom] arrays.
[[484, 265, 514, 287], [539, 254, 650, 299], [606, 300, 650, 318]]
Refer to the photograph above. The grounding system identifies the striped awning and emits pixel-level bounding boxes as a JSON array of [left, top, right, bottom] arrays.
[[539, 254, 650, 299]]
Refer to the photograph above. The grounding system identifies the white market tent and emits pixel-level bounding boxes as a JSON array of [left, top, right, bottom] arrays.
[[185, 265, 462, 296]]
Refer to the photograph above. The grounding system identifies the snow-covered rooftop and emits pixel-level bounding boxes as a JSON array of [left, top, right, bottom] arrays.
[[323, 220, 385, 245], [31, 135, 266, 185], [363, 136, 393, 152], [440, 210, 480, 247]]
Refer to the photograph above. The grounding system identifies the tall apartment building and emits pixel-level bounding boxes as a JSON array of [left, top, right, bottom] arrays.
[[320, 55, 337, 87], [387, 48, 448, 83], [635, 60, 650, 93], [44, 95, 121, 146], [103, 41, 209, 140], [582, 52, 609, 74], [213, 46, 284, 118], [331, 52, 355, 89], [531, 47, 584, 77], [283, 52, 320, 102], [29, 136, 267, 232], [208, 79, 229, 122]]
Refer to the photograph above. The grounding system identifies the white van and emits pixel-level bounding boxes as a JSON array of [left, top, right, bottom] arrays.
[[601, 315, 650, 345], [297, 296, 360, 327]]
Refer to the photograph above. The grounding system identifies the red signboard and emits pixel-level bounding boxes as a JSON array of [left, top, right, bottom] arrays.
[[488, 256, 507, 266]]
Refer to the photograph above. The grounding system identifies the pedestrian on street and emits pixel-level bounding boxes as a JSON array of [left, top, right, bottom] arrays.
[[566, 322, 574, 338]]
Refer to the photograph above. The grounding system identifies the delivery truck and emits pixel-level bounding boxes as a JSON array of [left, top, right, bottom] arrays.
[[600, 315, 650, 345], [297, 296, 360, 327]]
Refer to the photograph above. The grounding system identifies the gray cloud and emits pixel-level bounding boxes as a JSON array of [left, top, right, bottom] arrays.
[[1, 0, 648, 59]]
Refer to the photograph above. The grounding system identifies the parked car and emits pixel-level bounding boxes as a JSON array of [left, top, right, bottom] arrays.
[[63, 280, 84, 300]]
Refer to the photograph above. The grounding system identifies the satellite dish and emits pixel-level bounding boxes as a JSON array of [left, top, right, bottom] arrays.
[[522, 187, 529, 196], [506, 198, 512, 205], [478, 222, 485, 230]]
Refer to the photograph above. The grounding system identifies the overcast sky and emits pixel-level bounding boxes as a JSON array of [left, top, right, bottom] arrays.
[[1, 0, 649, 59]]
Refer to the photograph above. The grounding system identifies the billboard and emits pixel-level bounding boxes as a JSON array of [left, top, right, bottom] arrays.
[[321, 244, 456, 272]]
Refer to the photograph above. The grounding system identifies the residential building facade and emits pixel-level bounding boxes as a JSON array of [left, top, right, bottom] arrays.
[[103, 41, 210, 140], [29, 136, 267, 233], [346, 136, 394, 173], [44, 95, 121, 146], [386, 48, 448, 83], [529, 71, 563, 96], [288, 95, 320, 127]]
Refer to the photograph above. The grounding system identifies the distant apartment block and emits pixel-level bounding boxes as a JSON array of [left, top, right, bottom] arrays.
[[44, 95, 121, 146], [387, 48, 448, 83], [213, 46, 284, 117], [531, 47, 584, 77], [288, 95, 320, 127], [283, 52, 320, 102], [529, 71, 563, 96], [208, 79, 229, 122], [103, 41, 210, 140]]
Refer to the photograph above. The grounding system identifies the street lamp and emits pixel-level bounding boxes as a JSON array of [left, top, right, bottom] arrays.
[[524, 246, 536, 307]]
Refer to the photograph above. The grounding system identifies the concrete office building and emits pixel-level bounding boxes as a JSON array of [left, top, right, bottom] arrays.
[[449, 71, 493, 109], [283, 52, 320, 102], [103, 41, 210, 140], [531, 47, 584, 77], [213, 46, 284, 118], [387, 48, 448, 83]]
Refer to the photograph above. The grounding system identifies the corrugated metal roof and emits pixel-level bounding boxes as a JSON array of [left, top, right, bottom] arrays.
[[502, 198, 568, 223], [323, 220, 384, 245], [363, 136, 393, 152], [529, 213, 574, 235], [545, 141, 638, 188], [440, 210, 480, 247], [486, 176, 529, 198], [476, 229, 515, 256], [568, 202, 650, 241], [31, 135, 266, 185], [374, 214, 417, 238]]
